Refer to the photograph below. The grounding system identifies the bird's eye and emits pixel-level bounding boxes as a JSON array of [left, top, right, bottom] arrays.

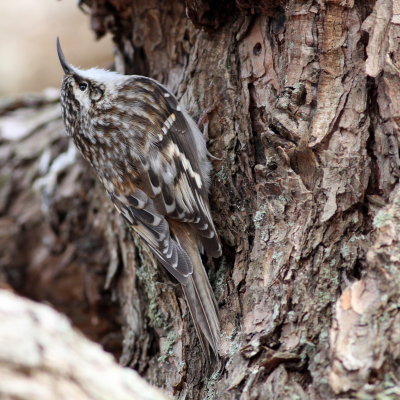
[[79, 82, 88, 91]]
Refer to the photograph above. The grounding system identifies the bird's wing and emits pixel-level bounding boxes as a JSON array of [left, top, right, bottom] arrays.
[[111, 188, 193, 283], [137, 77, 222, 258], [108, 77, 221, 284]]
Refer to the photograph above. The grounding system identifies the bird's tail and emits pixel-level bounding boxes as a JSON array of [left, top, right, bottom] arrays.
[[172, 223, 220, 358], [182, 254, 220, 358]]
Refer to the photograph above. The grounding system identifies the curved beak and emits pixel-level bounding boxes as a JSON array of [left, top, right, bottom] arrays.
[[56, 38, 73, 74]]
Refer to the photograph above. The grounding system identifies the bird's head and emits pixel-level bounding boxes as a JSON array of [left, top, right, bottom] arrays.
[[56, 38, 123, 142]]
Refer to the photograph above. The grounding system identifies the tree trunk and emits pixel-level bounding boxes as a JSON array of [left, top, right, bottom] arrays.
[[1, 0, 400, 398]]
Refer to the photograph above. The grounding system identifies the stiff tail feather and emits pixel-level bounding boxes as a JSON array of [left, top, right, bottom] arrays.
[[181, 254, 220, 358], [171, 222, 220, 358]]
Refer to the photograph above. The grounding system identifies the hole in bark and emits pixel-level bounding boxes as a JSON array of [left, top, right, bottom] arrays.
[[349, 258, 363, 280], [253, 42, 262, 56], [183, 29, 189, 41]]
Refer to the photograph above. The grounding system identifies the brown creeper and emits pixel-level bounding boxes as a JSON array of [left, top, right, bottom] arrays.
[[56, 39, 221, 358]]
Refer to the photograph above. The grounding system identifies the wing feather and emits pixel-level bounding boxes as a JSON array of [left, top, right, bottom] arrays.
[[142, 79, 222, 257], [110, 77, 221, 284], [111, 191, 192, 283]]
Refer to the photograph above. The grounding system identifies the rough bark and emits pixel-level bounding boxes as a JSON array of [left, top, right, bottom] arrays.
[[1, 0, 400, 399]]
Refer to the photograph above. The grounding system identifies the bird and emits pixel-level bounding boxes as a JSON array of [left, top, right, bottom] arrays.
[[56, 39, 221, 359]]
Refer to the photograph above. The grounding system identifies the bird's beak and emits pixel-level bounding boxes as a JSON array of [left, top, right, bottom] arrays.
[[57, 38, 73, 74]]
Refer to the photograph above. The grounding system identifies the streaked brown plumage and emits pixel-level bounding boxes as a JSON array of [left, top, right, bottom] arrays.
[[57, 39, 221, 358]]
